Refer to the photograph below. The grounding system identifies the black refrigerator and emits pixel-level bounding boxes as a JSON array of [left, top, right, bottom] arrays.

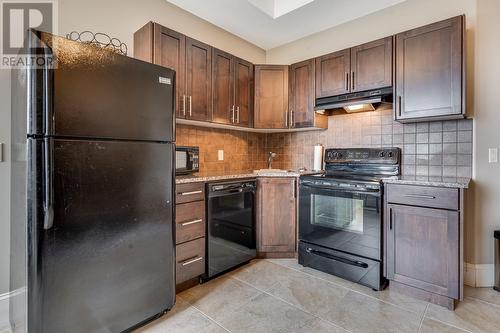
[[10, 30, 176, 333]]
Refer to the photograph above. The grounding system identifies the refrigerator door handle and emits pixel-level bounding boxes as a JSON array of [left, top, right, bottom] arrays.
[[43, 139, 54, 229]]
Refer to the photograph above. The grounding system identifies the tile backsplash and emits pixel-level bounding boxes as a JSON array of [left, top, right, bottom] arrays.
[[176, 125, 267, 174], [265, 107, 473, 180], [176, 107, 473, 181]]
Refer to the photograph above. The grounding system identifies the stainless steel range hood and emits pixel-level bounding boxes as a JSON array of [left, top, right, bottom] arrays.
[[315, 87, 393, 114]]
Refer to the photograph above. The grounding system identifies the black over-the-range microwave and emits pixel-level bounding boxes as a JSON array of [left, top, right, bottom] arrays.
[[175, 146, 199, 175]]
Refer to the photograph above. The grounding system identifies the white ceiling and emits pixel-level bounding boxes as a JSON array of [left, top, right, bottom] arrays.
[[166, 0, 407, 50]]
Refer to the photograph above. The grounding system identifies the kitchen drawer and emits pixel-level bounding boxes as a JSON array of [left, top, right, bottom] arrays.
[[176, 237, 205, 284], [176, 182, 205, 204], [386, 184, 459, 210], [176, 201, 205, 244]]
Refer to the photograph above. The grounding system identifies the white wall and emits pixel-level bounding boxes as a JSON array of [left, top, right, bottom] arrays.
[[0, 69, 11, 295], [58, 0, 266, 63], [472, 0, 500, 264]]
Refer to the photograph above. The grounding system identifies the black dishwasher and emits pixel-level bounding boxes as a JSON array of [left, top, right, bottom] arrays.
[[205, 180, 256, 279]]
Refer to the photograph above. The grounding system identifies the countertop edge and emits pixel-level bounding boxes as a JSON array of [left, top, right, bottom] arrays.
[[381, 178, 471, 189], [176, 171, 322, 184]]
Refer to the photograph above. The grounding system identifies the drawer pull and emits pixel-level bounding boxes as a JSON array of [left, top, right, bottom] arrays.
[[180, 190, 203, 196], [404, 194, 436, 199], [181, 219, 202, 226], [181, 256, 203, 266]]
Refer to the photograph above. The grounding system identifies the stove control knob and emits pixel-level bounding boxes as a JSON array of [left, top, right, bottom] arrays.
[[337, 152, 342, 159], [388, 151, 393, 158], [327, 151, 334, 160], [379, 151, 385, 158]]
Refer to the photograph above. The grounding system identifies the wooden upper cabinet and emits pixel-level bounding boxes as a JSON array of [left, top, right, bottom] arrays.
[[134, 23, 186, 118], [234, 57, 254, 127], [212, 50, 254, 127], [257, 178, 296, 255], [351, 37, 393, 92], [186, 37, 212, 121], [254, 65, 289, 129], [289, 59, 315, 128], [315, 49, 350, 98], [395, 15, 465, 122], [386, 204, 460, 299], [212, 48, 234, 124]]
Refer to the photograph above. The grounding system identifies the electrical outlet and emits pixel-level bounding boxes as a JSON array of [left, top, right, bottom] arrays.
[[218, 150, 224, 161], [489, 148, 498, 163]]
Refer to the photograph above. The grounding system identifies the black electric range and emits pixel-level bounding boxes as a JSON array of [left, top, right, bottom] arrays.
[[298, 148, 401, 290]]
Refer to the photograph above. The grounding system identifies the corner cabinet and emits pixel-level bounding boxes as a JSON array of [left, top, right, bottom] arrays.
[[289, 59, 327, 129], [256, 177, 297, 257], [385, 183, 464, 310], [254, 65, 289, 129], [395, 15, 465, 122], [134, 22, 212, 121]]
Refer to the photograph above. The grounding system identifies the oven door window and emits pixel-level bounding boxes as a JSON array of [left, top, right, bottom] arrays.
[[312, 195, 365, 233], [299, 186, 382, 261]]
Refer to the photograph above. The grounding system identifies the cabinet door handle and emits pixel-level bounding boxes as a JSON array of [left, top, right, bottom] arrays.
[[180, 190, 203, 196], [352, 71, 355, 90], [285, 111, 288, 127], [289, 110, 294, 127], [231, 105, 235, 123], [345, 72, 349, 91], [389, 207, 393, 230], [189, 95, 193, 117], [236, 106, 240, 124], [403, 194, 436, 199], [398, 96, 402, 117], [180, 219, 203, 226], [182, 95, 186, 117], [181, 256, 203, 266]]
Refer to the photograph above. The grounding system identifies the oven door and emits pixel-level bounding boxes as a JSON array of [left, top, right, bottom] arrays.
[[299, 183, 382, 261]]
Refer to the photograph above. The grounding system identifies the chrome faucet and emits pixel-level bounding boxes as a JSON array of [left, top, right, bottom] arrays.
[[268, 152, 277, 169]]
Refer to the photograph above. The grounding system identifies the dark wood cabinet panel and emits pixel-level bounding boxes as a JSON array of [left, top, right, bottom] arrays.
[[315, 49, 350, 98], [386, 204, 460, 299], [176, 182, 205, 204], [176, 201, 205, 244], [289, 59, 315, 128], [212, 48, 234, 125], [134, 23, 186, 118], [257, 178, 296, 254], [176, 237, 205, 284], [234, 57, 254, 127], [186, 37, 212, 121], [395, 16, 464, 121], [254, 65, 289, 129], [351, 37, 393, 92]]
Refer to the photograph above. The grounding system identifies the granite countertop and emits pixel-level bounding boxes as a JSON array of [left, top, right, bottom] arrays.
[[382, 177, 471, 189], [176, 170, 323, 184]]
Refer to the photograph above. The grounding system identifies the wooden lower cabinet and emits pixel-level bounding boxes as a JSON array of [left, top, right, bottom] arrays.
[[385, 184, 463, 309], [256, 177, 297, 257], [175, 183, 206, 291]]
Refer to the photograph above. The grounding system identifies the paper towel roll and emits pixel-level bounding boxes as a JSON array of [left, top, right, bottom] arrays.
[[313, 144, 324, 171]]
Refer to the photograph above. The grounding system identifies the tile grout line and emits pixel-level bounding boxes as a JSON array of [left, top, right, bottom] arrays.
[[228, 273, 355, 333], [265, 259, 429, 317], [463, 295, 500, 309], [416, 303, 429, 333], [184, 300, 234, 333]]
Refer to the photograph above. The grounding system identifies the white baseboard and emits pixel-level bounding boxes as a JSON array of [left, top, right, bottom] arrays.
[[464, 262, 495, 287]]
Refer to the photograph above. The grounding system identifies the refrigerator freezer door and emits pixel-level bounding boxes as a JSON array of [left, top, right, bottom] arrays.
[[28, 138, 175, 333], [29, 31, 175, 142]]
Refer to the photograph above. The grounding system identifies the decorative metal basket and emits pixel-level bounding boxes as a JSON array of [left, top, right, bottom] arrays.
[[66, 31, 128, 56]]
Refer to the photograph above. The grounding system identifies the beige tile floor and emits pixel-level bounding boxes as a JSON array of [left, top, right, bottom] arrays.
[[136, 259, 500, 333]]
